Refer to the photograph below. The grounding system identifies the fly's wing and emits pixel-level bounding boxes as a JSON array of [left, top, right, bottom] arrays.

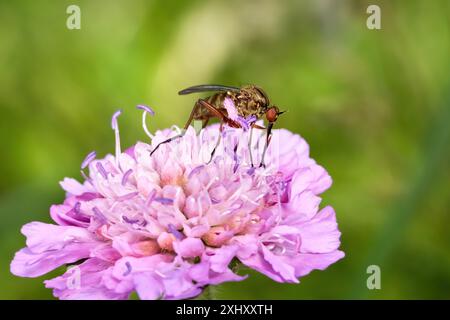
[[178, 84, 240, 95]]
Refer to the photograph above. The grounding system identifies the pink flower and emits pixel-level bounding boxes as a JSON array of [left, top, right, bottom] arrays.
[[10, 107, 344, 299]]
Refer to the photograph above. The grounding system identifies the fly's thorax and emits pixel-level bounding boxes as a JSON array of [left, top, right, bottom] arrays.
[[230, 85, 270, 118]]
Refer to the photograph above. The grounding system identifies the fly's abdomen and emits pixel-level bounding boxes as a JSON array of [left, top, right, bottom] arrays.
[[193, 92, 226, 120]]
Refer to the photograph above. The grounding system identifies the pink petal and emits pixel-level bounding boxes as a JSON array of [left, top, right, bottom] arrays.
[[297, 206, 342, 253], [60, 178, 93, 196], [175, 238, 205, 258], [209, 245, 238, 273], [45, 258, 126, 300], [261, 245, 298, 283], [282, 250, 345, 278], [133, 273, 164, 300]]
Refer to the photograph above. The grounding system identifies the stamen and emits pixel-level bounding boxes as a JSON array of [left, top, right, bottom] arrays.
[[236, 115, 257, 131], [80, 170, 92, 184], [167, 223, 184, 240], [188, 165, 205, 179], [81, 151, 96, 169], [170, 125, 183, 135], [146, 189, 157, 207], [154, 197, 174, 205], [137, 105, 155, 140], [73, 202, 81, 213], [116, 192, 139, 201], [210, 197, 220, 204], [92, 207, 107, 223], [233, 144, 239, 173], [122, 216, 140, 224], [123, 261, 132, 276], [96, 162, 108, 179], [136, 104, 155, 116], [111, 110, 122, 167], [121, 169, 133, 186]]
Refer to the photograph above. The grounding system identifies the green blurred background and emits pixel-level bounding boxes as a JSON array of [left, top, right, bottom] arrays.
[[0, 0, 449, 299]]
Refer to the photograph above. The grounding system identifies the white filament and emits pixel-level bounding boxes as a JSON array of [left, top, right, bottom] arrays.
[[142, 111, 155, 140]]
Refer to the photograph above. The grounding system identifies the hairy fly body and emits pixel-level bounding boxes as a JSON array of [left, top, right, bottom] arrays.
[[151, 84, 285, 167]]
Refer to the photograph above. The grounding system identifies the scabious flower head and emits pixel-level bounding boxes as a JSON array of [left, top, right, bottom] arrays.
[[11, 105, 344, 299]]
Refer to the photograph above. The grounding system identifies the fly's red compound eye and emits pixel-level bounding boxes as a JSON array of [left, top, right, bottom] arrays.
[[266, 107, 279, 122]]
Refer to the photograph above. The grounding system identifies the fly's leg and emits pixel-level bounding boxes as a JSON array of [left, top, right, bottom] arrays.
[[150, 99, 236, 157], [195, 99, 240, 164], [248, 127, 254, 167], [150, 101, 199, 156], [259, 122, 273, 168], [207, 122, 224, 164], [248, 123, 266, 168], [149, 132, 186, 156]]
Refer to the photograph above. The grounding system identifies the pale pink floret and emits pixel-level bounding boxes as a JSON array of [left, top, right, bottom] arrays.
[[11, 109, 344, 299]]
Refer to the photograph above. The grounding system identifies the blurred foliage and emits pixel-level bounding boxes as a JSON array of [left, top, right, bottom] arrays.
[[0, 0, 449, 299]]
